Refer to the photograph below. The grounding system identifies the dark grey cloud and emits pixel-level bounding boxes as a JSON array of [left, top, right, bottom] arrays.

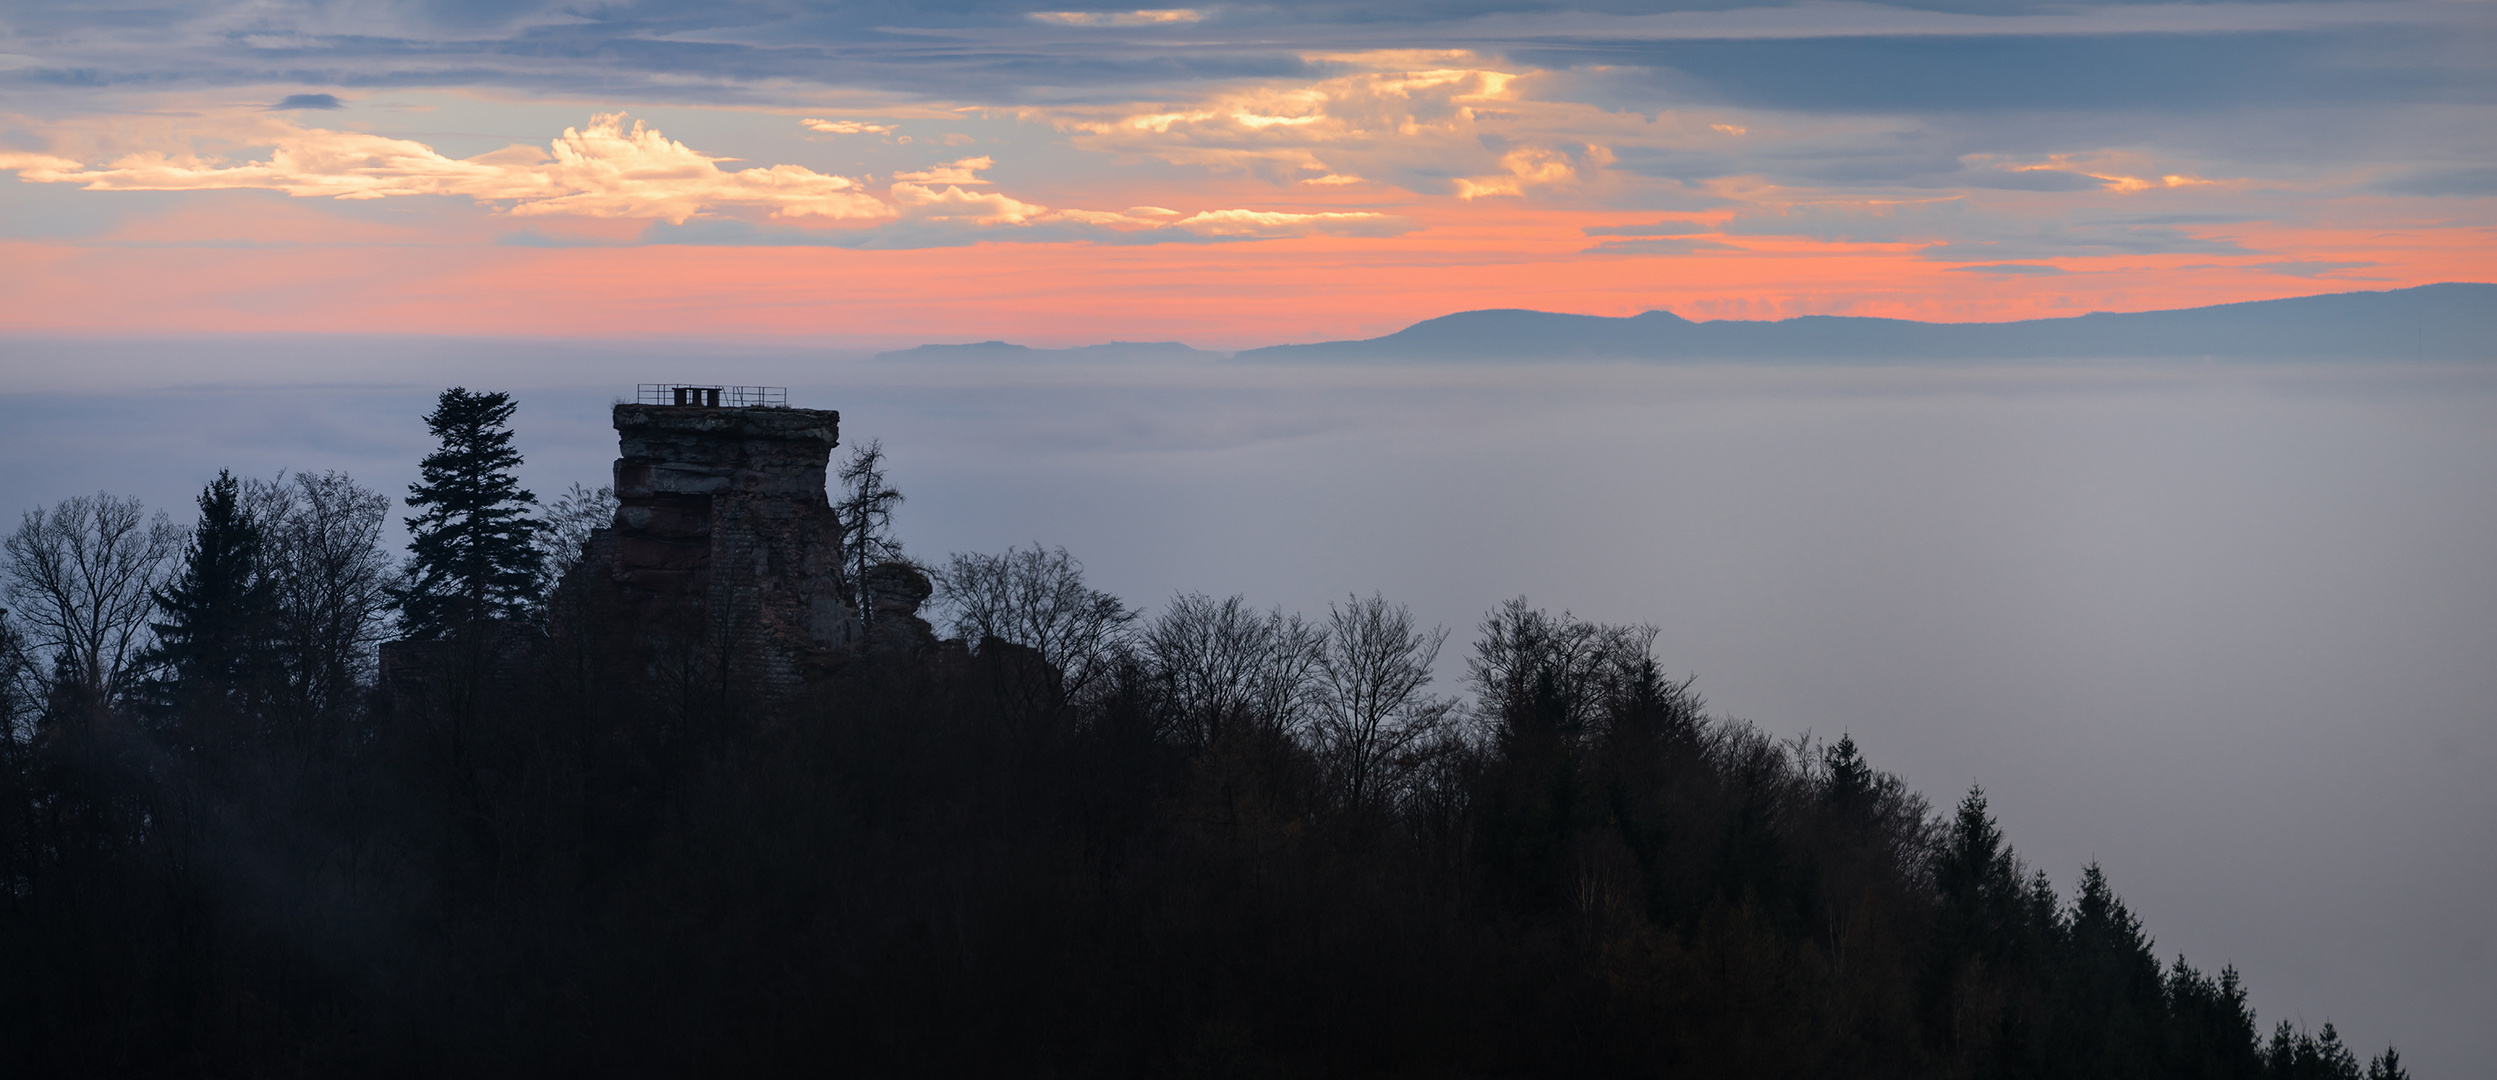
[[6, 0, 2489, 111], [2366, 167, 2497, 196], [500, 212, 1419, 250], [1958, 169, 2103, 192], [2089, 213, 2267, 226], [269, 92, 342, 109], [1582, 218, 1712, 236], [1709, 199, 2252, 260], [1916, 228, 2247, 261], [1604, 145, 1745, 183], [2247, 259, 2381, 279], [1513, 28, 2496, 114]]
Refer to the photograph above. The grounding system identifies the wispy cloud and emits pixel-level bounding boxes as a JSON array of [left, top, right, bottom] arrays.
[[1581, 236, 1742, 256], [1029, 9, 1207, 27], [0, 114, 890, 224], [1167, 208, 1410, 238], [800, 118, 895, 136], [1950, 263, 2067, 277], [1711, 197, 2253, 261], [2248, 259, 2381, 279], [0, 113, 1406, 245], [1582, 219, 1712, 238]]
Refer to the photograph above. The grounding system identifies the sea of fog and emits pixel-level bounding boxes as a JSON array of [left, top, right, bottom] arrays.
[[4, 337, 2493, 1074]]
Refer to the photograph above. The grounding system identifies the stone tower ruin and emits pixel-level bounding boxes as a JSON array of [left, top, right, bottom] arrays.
[[577, 384, 854, 693]]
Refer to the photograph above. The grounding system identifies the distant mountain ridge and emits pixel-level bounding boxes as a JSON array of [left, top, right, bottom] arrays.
[[1234, 283, 2494, 363], [878, 284, 2491, 364]]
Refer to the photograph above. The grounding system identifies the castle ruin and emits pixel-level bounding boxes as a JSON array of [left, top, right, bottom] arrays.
[[575, 385, 865, 693]]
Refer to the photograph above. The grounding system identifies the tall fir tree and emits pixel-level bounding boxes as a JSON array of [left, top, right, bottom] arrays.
[[395, 388, 541, 638], [141, 470, 274, 723]]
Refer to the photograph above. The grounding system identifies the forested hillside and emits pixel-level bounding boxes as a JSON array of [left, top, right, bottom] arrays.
[[0, 393, 2406, 1078]]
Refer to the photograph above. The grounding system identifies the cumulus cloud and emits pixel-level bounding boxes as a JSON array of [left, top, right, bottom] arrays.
[[889, 158, 1051, 225], [892, 157, 997, 185], [1051, 51, 1657, 199]]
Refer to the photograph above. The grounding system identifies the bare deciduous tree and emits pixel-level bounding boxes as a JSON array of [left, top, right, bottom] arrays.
[[256, 472, 394, 720], [1466, 596, 1657, 747], [537, 481, 617, 589], [1312, 593, 1455, 811], [1144, 593, 1323, 744], [836, 440, 905, 623], [934, 544, 1137, 701], [1, 493, 182, 700]]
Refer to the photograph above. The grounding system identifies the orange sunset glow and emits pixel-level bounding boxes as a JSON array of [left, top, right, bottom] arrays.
[[5, 203, 2487, 345], [4, 25, 2489, 345]]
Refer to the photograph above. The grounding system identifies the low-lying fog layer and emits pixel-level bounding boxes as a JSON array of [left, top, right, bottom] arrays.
[[4, 338, 2492, 1074]]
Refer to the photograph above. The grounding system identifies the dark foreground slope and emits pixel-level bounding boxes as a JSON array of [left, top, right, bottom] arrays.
[[1235, 282, 2495, 363], [0, 596, 2403, 1079]]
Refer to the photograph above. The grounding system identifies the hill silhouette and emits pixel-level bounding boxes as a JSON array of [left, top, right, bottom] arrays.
[[1234, 283, 2494, 363], [869, 284, 2491, 365]]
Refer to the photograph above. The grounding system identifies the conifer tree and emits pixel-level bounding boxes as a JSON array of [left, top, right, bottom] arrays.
[[141, 471, 274, 717], [1823, 733, 1874, 811], [395, 388, 540, 638], [1936, 785, 2020, 945]]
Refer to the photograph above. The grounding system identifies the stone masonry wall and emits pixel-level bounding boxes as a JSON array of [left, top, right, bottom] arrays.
[[594, 403, 851, 695]]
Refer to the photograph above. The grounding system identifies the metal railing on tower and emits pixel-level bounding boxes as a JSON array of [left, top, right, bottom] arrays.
[[636, 384, 789, 408]]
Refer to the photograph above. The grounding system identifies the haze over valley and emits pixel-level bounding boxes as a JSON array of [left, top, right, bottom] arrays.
[[5, 317, 2491, 1072]]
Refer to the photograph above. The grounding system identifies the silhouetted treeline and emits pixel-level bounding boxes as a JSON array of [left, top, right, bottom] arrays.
[[0, 443, 2407, 1077]]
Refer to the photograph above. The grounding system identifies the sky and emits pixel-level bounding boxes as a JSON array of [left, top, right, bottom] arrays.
[[1, 0, 2493, 345]]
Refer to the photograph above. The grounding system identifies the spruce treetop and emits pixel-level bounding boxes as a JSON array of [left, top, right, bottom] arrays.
[[395, 387, 541, 637], [140, 470, 275, 714]]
